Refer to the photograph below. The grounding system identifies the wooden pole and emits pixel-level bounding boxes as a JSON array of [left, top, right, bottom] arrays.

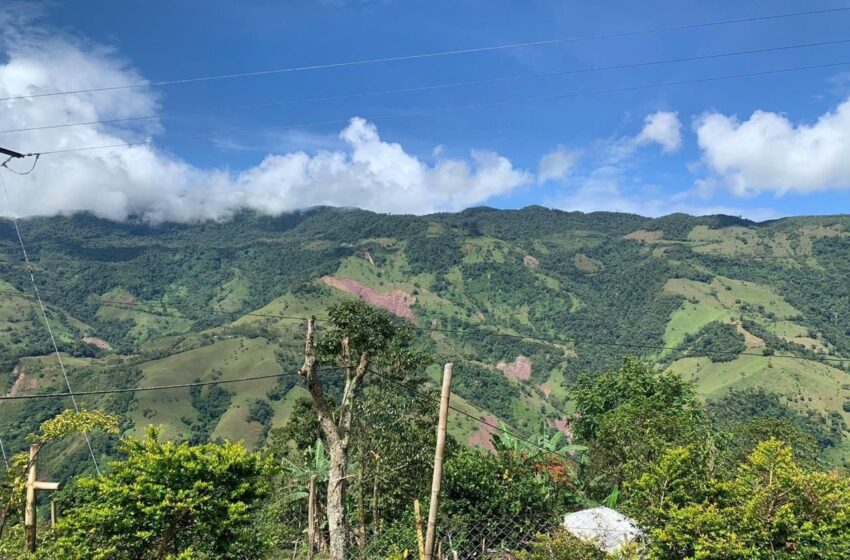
[[24, 445, 59, 553], [414, 499, 425, 560], [50, 501, 57, 529], [424, 363, 452, 560], [308, 474, 317, 560], [24, 445, 37, 552]]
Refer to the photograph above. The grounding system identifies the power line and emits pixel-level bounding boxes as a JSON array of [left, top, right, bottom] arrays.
[[4, 37, 850, 135], [2, 6, 848, 103], [30, 59, 850, 156], [0, 166, 101, 474], [0, 368, 342, 401]]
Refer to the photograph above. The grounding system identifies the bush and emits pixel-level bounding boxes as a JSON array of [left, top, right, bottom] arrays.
[[515, 529, 605, 560]]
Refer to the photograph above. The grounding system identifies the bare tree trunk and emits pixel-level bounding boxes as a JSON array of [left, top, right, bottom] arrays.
[[326, 445, 348, 560], [299, 317, 370, 560]]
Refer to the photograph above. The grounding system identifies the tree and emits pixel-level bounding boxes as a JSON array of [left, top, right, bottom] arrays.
[[629, 439, 850, 560], [441, 448, 576, 549], [571, 358, 710, 494], [298, 300, 426, 559], [350, 384, 440, 544], [44, 428, 273, 560], [720, 417, 820, 471]]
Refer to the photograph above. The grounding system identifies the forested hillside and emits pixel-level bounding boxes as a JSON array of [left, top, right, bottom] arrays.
[[1, 206, 849, 474]]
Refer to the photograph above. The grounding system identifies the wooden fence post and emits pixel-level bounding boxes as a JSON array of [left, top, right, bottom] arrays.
[[24, 445, 60, 553], [414, 499, 425, 560], [424, 363, 452, 560]]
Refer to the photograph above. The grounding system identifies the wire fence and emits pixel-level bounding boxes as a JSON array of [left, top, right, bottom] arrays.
[[271, 510, 624, 560]]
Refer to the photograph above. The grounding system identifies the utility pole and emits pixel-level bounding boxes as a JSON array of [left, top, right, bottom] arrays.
[[25, 445, 60, 553], [424, 363, 453, 560]]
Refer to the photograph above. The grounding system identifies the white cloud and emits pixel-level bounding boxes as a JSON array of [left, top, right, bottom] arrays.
[[695, 98, 850, 195], [634, 111, 682, 153], [537, 146, 579, 184], [548, 167, 776, 221], [0, 10, 530, 222], [608, 110, 683, 161]]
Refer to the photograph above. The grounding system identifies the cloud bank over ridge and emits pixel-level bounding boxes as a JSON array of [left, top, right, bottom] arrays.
[[0, 10, 530, 222]]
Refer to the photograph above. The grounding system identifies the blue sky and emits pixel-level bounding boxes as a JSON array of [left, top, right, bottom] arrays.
[[1, 0, 850, 221]]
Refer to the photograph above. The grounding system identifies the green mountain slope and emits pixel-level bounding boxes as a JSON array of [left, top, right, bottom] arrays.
[[1, 207, 848, 472]]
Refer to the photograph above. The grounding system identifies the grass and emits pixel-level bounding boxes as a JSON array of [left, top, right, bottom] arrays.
[[270, 386, 310, 430], [662, 277, 801, 351], [460, 237, 515, 265], [668, 354, 850, 425], [96, 288, 193, 343], [213, 272, 251, 313], [128, 337, 280, 441], [542, 368, 570, 402]]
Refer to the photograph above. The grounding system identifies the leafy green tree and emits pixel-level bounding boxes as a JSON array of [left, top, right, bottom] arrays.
[[492, 420, 586, 458], [630, 439, 850, 560], [720, 417, 820, 470], [349, 384, 444, 545], [44, 428, 273, 560], [268, 397, 323, 458], [571, 358, 710, 493], [441, 448, 576, 549]]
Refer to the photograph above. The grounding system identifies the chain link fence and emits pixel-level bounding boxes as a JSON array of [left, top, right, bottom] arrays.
[[273, 510, 568, 560]]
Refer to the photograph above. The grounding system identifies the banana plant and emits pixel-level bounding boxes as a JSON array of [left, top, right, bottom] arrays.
[[279, 438, 329, 503], [491, 420, 587, 458]]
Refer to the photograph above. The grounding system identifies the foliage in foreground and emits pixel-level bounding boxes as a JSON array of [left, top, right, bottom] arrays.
[[43, 428, 273, 560], [516, 529, 642, 560], [628, 440, 850, 560], [571, 358, 711, 495], [0, 410, 119, 552]]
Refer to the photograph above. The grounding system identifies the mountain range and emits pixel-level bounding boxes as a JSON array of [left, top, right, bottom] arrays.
[[1, 206, 848, 475]]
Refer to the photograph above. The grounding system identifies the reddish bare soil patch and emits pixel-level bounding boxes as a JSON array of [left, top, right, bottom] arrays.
[[83, 336, 111, 351], [553, 418, 573, 440], [468, 415, 499, 450], [497, 356, 532, 381], [321, 276, 415, 319], [539, 384, 552, 398], [6, 366, 37, 397], [523, 255, 539, 268]]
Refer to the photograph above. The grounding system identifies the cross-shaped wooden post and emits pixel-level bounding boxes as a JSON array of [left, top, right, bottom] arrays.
[[25, 444, 60, 553]]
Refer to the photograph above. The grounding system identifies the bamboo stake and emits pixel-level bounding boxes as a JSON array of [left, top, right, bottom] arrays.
[[414, 499, 425, 560], [424, 363, 452, 560], [308, 474, 316, 560]]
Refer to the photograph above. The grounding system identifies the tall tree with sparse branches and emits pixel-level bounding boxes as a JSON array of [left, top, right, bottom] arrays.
[[298, 300, 426, 560]]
